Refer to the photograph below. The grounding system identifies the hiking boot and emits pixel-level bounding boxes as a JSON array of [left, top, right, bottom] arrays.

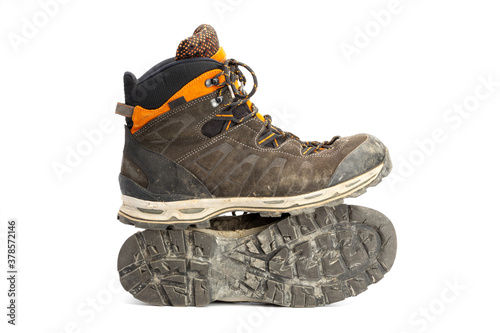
[[115, 24, 392, 229], [117, 204, 397, 307]]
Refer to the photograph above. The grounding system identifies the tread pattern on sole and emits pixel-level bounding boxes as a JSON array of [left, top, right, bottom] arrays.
[[117, 205, 397, 307]]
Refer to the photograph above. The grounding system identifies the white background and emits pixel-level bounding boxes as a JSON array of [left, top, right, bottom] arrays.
[[1, 0, 499, 332]]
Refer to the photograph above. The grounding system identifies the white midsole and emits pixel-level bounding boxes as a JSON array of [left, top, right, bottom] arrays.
[[119, 163, 383, 224]]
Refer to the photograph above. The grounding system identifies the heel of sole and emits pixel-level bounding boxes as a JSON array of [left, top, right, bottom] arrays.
[[117, 229, 217, 306]]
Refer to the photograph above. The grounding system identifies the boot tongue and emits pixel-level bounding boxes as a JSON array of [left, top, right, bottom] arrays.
[[176, 24, 224, 61], [175, 25, 263, 126]]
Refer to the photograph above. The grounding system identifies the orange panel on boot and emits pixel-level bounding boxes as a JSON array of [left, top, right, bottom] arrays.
[[211, 47, 227, 62], [131, 69, 226, 134]]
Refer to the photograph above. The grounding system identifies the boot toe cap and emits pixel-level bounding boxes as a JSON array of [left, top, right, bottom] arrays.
[[327, 134, 388, 187]]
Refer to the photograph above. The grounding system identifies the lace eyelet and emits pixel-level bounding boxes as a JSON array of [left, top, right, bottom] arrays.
[[210, 96, 224, 107], [205, 78, 219, 87]]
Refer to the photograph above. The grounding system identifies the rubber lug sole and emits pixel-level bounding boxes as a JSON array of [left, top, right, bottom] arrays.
[[117, 204, 397, 307]]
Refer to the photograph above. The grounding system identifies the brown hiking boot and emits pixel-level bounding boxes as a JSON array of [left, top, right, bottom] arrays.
[[115, 24, 392, 229]]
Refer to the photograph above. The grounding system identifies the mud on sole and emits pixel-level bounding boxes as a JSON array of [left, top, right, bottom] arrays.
[[117, 204, 397, 307]]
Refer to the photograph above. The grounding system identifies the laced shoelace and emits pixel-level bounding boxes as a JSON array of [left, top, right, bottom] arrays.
[[208, 59, 339, 155]]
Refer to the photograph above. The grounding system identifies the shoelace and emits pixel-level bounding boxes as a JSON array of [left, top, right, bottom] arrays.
[[209, 59, 338, 155]]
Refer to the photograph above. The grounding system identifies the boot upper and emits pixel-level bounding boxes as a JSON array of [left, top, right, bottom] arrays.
[[117, 24, 387, 200]]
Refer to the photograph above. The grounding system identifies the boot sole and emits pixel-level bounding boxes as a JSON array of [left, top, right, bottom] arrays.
[[117, 152, 392, 229], [117, 204, 397, 307]]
